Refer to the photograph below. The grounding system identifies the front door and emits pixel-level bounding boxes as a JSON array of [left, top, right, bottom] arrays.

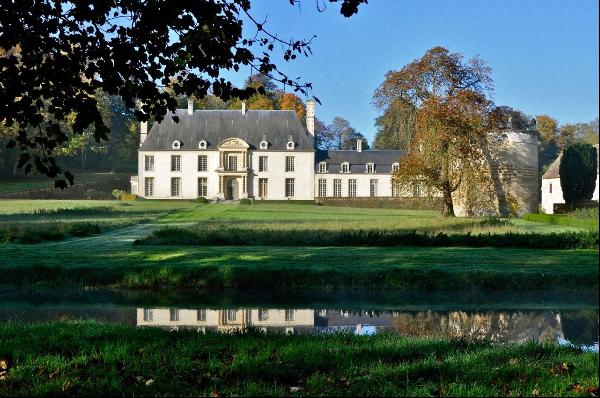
[[225, 178, 240, 200]]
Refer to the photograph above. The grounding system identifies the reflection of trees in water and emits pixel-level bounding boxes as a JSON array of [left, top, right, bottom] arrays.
[[392, 311, 566, 343], [560, 309, 599, 346]]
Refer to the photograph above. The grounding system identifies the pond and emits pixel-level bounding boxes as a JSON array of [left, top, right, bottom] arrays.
[[1, 288, 598, 351]]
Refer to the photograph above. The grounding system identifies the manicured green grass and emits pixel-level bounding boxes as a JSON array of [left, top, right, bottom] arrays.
[[1, 241, 597, 290], [0, 321, 597, 396], [524, 213, 599, 231]]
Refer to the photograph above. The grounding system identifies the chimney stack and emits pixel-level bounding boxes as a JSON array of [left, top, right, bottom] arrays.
[[306, 99, 315, 136], [187, 98, 194, 115], [137, 100, 148, 146], [241, 101, 246, 115], [356, 139, 363, 152]]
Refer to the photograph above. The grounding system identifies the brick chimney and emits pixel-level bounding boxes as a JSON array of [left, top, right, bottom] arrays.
[[306, 99, 315, 136], [137, 100, 148, 147], [187, 98, 194, 115], [356, 139, 363, 152]]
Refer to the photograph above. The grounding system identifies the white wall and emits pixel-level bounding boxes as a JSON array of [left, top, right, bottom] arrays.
[[542, 175, 600, 214], [250, 151, 314, 200]]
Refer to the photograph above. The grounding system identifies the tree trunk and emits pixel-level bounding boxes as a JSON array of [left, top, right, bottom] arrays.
[[81, 148, 87, 170], [442, 182, 455, 217], [12, 156, 18, 177]]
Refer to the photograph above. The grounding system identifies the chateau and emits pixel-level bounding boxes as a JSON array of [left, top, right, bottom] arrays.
[[130, 99, 539, 216], [130, 99, 403, 201]]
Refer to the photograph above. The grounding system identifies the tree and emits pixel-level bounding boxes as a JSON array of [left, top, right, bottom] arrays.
[[375, 47, 495, 216], [278, 93, 306, 122], [0, 0, 367, 187], [536, 114, 559, 174], [559, 143, 598, 204]]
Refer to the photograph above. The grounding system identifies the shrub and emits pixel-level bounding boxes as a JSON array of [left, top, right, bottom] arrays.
[[140, 226, 599, 249], [559, 143, 598, 203], [571, 207, 599, 220], [239, 198, 252, 205], [195, 197, 209, 204], [112, 189, 136, 201], [64, 222, 101, 237]]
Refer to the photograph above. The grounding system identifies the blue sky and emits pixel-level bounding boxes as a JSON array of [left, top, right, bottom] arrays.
[[220, 0, 599, 143]]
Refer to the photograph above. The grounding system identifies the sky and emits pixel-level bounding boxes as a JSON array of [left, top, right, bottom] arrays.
[[219, 0, 599, 143]]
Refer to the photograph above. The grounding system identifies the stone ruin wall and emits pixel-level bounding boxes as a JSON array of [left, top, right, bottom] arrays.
[[454, 130, 539, 216]]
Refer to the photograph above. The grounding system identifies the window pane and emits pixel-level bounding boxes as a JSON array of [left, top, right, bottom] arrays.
[[227, 309, 237, 322], [197, 309, 206, 322], [318, 179, 327, 197], [285, 309, 295, 321], [348, 179, 356, 197], [259, 156, 268, 172], [198, 155, 207, 172], [171, 155, 181, 171], [258, 309, 269, 321], [333, 179, 341, 197], [170, 308, 179, 321], [171, 177, 181, 197], [370, 179, 378, 197], [228, 155, 238, 171], [145, 155, 154, 171], [286, 156, 294, 172], [145, 177, 154, 196], [259, 178, 268, 198], [198, 177, 207, 197], [285, 178, 295, 197], [143, 309, 153, 322]]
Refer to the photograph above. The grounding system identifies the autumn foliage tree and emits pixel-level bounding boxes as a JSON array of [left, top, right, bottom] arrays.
[[374, 47, 495, 216], [0, 0, 366, 187]]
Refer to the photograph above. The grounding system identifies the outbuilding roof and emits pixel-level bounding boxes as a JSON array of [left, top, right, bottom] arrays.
[[542, 144, 599, 179], [140, 109, 314, 151], [315, 149, 405, 174]]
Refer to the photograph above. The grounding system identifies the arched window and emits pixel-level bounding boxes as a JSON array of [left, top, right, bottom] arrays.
[[199, 140, 207, 149], [172, 140, 181, 150], [318, 162, 327, 173], [366, 162, 375, 173], [341, 162, 350, 173]]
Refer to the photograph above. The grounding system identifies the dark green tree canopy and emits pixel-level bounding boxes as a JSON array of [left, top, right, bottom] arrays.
[[0, 0, 366, 187], [559, 143, 598, 204]]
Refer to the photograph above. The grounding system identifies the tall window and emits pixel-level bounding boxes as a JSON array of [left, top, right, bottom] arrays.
[[144, 155, 154, 171], [258, 309, 269, 321], [171, 177, 181, 197], [318, 179, 327, 197], [370, 179, 378, 197], [366, 163, 375, 174], [227, 309, 237, 322], [348, 179, 357, 197], [170, 308, 179, 322], [198, 177, 208, 197], [412, 181, 422, 197], [341, 162, 350, 173], [228, 155, 238, 171], [171, 155, 181, 171], [197, 309, 206, 322], [144, 177, 154, 197], [143, 309, 153, 322], [392, 181, 402, 197], [285, 309, 295, 321], [285, 178, 295, 197], [259, 156, 268, 172], [318, 162, 327, 173], [259, 178, 268, 198], [333, 179, 342, 197], [286, 156, 295, 172], [198, 155, 208, 172]]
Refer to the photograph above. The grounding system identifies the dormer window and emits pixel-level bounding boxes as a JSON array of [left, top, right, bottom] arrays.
[[199, 140, 207, 149], [341, 162, 350, 173], [260, 140, 269, 150], [318, 162, 327, 173], [172, 140, 181, 150], [286, 134, 295, 150], [366, 162, 375, 174], [392, 162, 400, 172]]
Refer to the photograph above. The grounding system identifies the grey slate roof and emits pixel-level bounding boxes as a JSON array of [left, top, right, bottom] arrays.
[[315, 149, 405, 173], [542, 144, 599, 179], [140, 109, 314, 151]]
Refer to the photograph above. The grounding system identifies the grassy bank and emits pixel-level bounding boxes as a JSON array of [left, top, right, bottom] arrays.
[[1, 243, 597, 291], [0, 321, 597, 396], [524, 213, 599, 231], [140, 226, 599, 249]]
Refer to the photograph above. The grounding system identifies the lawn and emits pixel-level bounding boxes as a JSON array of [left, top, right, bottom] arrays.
[[0, 321, 597, 397], [0, 200, 597, 290]]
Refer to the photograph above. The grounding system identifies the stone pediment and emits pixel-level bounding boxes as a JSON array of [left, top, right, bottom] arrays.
[[219, 137, 249, 149]]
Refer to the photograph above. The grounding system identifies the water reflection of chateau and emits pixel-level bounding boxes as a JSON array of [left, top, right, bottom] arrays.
[[136, 308, 569, 343]]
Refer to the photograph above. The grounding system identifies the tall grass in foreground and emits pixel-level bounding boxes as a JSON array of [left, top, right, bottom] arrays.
[[0, 321, 597, 396], [139, 226, 599, 249]]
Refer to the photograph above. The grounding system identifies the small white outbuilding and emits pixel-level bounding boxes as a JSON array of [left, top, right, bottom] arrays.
[[541, 144, 599, 214]]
